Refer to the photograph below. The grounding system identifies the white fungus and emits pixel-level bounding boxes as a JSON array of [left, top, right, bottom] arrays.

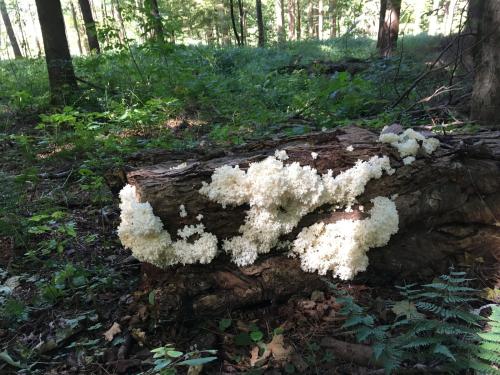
[[199, 152, 397, 276], [118, 185, 218, 267], [379, 128, 440, 165], [291, 197, 398, 280], [346, 145, 354, 152], [179, 204, 187, 218], [311, 152, 318, 160], [274, 149, 289, 161], [118, 146, 402, 280]]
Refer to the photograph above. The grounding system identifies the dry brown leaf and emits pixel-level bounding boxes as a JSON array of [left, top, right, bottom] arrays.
[[267, 334, 291, 362], [250, 345, 271, 367], [104, 322, 121, 342]]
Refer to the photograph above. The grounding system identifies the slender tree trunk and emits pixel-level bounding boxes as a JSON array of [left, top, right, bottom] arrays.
[[229, 0, 241, 45], [377, 0, 401, 57], [288, 0, 296, 40], [444, 0, 458, 35], [143, 0, 164, 42], [0, 0, 22, 58], [274, 0, 285, 42], [307, 1, 313, 37], [256, 0, 265, 47], [34, 0, 78, 104], [237, 0, 245, 45], [78, 0, 100, 53], [470, 0, 500, 125], [318, 0, 323, 39], [329, 0, 336, 38], [113, 0, 127, 43], [70, 1, 84, 55], [296, 0, 301, 40], [13, 2, 30, 57], [428, 0, 440, 35], [412, 0, 424, 34]]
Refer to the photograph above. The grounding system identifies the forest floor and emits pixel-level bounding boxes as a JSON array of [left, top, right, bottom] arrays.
[[0, 37, 497, 374]]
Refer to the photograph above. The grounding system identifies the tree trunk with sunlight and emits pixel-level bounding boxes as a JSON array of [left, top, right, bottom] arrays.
[[78, 0, 100, 53], [0, 0, 22, 58], [471, 0, 500, 125], [288, 0, 296, 40], [116, 126, 500, 319], [229, 0, 241, 45], [377, 0, 401, 57], [70, 0, 84, 55], [145, 0, 164, 42], [329, 0, 337, 38], [275, 0, 285, 42], [35, 0, 78, 104], [256, 0, 265, 47]]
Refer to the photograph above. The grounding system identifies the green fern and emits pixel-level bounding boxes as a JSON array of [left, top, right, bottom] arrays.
[[331, 268, 500, 374], [473, 305, 500, 373]]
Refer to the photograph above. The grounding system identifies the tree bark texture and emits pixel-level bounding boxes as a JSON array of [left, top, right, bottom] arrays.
[[78, 0, 100, 53], [35, 0, 78, 104], [144, 0, 164, 42], [237, 0, 246, 45], [0, 0, 22, 58], [229, 0, 241, 45], [119, 126, 500, 319], [329, 0, 336, 38], [274, 0, 285, 42], [256, 0, 265, 47], [377, 0, 401, 57], [470, 0, 500, 126], [70, 0, 84, 55], [288, 0, 296, 41]]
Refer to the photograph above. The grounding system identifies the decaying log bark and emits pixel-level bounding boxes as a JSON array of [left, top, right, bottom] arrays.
[[123, 126, 499, 319]]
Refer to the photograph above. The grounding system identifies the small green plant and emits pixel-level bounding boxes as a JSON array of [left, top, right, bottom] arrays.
[[144, 345, 217, 374], [26, 210, 76, 256]]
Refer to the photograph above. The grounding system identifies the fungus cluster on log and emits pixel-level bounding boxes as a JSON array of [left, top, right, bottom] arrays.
[[116, 126, 500, 317]]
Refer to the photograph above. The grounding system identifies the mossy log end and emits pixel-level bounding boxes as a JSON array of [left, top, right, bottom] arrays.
[[121, 126, 499, 318]]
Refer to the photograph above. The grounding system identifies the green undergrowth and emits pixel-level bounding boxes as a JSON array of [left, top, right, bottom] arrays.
[[331, 269, 500, 374]]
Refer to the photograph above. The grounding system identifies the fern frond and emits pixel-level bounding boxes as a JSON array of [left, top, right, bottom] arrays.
[[422, 283, 477, 293], [433, 344, 456, 361], [479, 332, 500, 343]]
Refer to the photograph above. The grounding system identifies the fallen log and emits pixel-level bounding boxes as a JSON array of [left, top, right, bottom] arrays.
[[122, 126, 499, 319]]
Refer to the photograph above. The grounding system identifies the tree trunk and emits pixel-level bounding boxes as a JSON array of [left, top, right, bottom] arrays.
[[470, 0, 500, 126], [377, 0, 400, 57], [70, 0, 84, 55], [35, 0, 78, 104], [144, 0, 164, 42], [113, 0, 127, 43], [307, 0, 314, 38], [119, 126, 500, 319], [412, 0, 424, 34], [296, 0, 301, 40], [0, 0, 22, 58], [428, 0, 441, 35], [256, 0, 265, 47], [237, 0, 246, 45], [229, 0, 241, 45], [78, 0, 100, 53], [318, 0, 323, 39], [329, 0, 336, 38], [274, 0, 285, 42], [288, 0, 296, 40], [444, 0, 458, 35], [13, 1, 30, 57]]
